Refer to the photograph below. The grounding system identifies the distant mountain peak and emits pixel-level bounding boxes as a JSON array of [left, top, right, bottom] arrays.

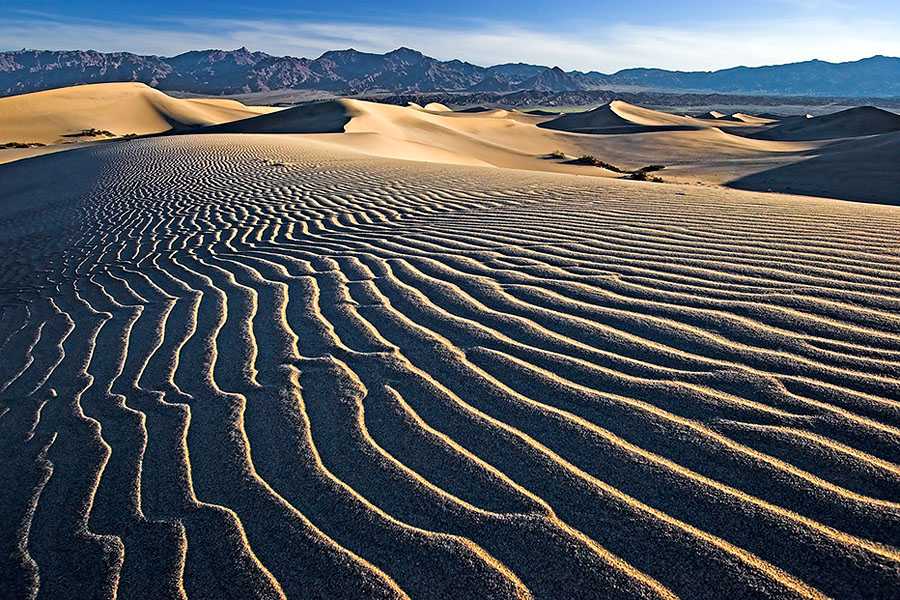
[[389, 46, 423, 56], [522, 66, 594, 92]]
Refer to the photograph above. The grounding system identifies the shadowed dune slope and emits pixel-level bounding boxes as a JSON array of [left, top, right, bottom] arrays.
[[728, 130, 900, 204], [1, 134, 900, 600], [198, 100, 354, 134], [695, 111, 742, 122], [748, 106, 900, 141], [0, 82, 280, 145]]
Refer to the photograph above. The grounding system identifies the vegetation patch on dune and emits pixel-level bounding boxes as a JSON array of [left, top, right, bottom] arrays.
[[566, 155, 666, 181], [570, 154, 625, 172], [63, 128, 118, 138], [628, 170, 664, 182], [0, 141, 47, 149], [629, 164, 666, 182]]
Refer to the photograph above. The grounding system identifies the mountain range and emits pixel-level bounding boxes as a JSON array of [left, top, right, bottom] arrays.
[[2, 46, 899, 98]]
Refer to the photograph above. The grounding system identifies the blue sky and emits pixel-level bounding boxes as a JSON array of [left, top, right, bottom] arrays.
[[2, 1, 900, 71]]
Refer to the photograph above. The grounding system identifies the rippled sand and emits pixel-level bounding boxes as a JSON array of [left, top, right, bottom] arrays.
[[1, 134, 899, 600]]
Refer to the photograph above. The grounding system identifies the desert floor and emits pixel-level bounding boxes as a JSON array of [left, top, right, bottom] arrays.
[[1, 132, 899, 599]]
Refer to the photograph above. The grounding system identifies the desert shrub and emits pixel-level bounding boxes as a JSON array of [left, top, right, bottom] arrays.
[[64, 128, 117, 138], [0, 141, 46, 149], [638, 164, 665, 172], [547, 149, 567, 159], [573, 155, 623, 172], [628, 170, 663, 182]]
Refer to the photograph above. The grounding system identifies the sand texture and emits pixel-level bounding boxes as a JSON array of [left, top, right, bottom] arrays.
[[1, 133, 900, 599]]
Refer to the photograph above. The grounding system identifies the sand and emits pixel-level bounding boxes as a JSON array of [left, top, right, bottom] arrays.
[[1, 132, 899, 600], [3, 86, 896, 203], [1, 83, 899, 599], [202, 98, 587, 172], [193, 97, 833, 188], [0, 82, 280, 147], [750, 106, 900, 141], [729, 130, 900, 202]]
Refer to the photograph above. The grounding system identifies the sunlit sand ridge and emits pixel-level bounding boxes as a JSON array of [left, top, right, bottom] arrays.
[[1, 132, 899, 599]]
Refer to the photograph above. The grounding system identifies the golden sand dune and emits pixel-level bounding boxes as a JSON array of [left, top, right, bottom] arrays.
[[1, 134, 899, 599], [0, 82, 280, 146], [539, 101, 755, 133], [202, 98, 590, 172], [421, 102, 453, 112], [1, 85, 895, 203], [196, 97, 803, 182], [732, 113, 778, 125]]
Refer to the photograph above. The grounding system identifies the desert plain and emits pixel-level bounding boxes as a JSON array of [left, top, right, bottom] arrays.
[[1, 82, 900, 599]]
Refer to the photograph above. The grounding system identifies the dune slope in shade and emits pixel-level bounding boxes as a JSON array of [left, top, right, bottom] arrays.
[[748, 106, 900, 141], [1, 135, 900, 600], [727, 131, 900, 204]]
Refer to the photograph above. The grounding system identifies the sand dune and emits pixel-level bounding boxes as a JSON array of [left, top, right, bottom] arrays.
[[732, 113, 778, 125], [696, 111, 757, 123], [1, 134, 900, 599], [540, 101, 757, 134], [200, 98, 596, 172], [728, 130, 900, 203], [199, 100, 355, 134], [749, 106, 900, 141], [196, 97, 801, 182], [0, 84, 893, 203], [540, 102, 698, 134], [421, 102, 452, 112], [0, 82, 280, 146]]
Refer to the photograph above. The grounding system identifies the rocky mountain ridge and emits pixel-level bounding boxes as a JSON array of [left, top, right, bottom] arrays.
[[2, 47, 898, 97]]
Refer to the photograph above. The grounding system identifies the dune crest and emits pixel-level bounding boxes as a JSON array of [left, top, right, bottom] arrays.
[[421, 102, 452, 112], [0, 82, 279, 145], [540, 101, 756, 134], [199, 98, 587, 171]]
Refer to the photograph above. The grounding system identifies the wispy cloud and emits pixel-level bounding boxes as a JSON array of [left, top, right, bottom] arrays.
[[2, 11, 898, 72]]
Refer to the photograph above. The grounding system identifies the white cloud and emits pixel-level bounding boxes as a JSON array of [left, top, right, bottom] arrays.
[[2, 12, 899, 72]]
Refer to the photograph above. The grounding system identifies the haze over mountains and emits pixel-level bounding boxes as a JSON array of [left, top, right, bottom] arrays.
[[2, 46, 899, 98]]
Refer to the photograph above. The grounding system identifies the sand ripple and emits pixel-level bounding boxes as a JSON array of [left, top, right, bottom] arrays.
[[1, 134, 900, 599]]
